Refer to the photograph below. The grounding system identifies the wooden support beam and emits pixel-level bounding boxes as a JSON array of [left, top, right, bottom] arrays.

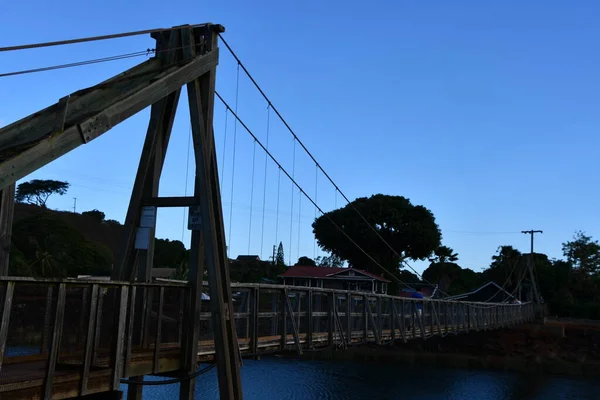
[[153, 286, 165, 373], [141, 196, 201, 208], [280, 290, 287, 351], [365, 297, 380, 344], [251, 288, 259, 355], [80, 284, 99, 396], [179, 24, 242, 400], [115, 28, 183, 283], [307, 290, 313, 349], [44, 283, 66, 400], [111, 285, 129, 390], [284, 289, 303, 355], [0, 183, 15, 276], [0, 40, 217, 190], [0, 281, 15, 373]]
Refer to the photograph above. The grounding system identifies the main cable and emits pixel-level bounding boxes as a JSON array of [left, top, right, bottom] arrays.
[[214, 91, 413, 289], [0, 24, 208, 52], [0, 49, 153, 78], [218, 34, 439, 290]]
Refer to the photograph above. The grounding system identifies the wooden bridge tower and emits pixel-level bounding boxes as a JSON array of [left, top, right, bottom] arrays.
[[0, 24, 243, 399]]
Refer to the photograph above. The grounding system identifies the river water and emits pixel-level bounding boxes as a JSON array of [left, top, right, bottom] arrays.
[[119, 356, 600, 399]]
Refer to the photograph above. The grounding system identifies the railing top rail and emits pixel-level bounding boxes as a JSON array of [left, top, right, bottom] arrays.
[[0, 276, 190, 288], [0, 277, 531, 307], [228, 282, 532, 307]]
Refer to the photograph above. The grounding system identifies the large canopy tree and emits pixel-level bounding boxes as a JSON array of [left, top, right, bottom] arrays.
[[15, 179, 69, 207], [312, 194, 441, 277]]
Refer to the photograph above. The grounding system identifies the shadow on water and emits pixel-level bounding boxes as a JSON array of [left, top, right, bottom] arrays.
[[117, 356, 600, 400]]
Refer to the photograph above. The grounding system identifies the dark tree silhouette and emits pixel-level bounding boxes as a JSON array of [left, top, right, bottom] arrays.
[[312, 194, 441, 275], [15, 179, 69, 207]]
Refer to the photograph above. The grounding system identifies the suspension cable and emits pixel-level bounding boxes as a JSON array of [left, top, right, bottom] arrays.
[[275, 168, 281, 251], [181, 124, 192, 242], [219, 107, 228, 189], [297, 189, 302, 262], [0, 24, 208, 52], [260, 105, 271, 258], [248, 140, 257, 254], [217, 34, 440, 290], [289, 139, 296, 266], [314, 165, 318, 259], [227, 63, 240, 256], [215, 91, 412, 289]]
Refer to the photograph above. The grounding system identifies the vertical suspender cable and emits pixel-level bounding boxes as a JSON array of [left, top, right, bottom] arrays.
[[260, 105, 271, 259], [288, 139, 296, 266], [313, 165, 318, 259], [275, 168, 281, 249], [227, 63, 240, 256], [220, 108, 229, 189], [247, 140, 257, 254], [297, 189, 302, 262], [181, 124, 192, 242]]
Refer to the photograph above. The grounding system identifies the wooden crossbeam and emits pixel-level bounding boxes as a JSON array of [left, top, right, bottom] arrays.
[[0, 45, 219, 190]]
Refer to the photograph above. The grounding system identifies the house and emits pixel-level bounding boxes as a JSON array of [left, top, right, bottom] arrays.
[[235, 255, 261, 262], [279, 265, 391, 294], [444, 281, 516, 303]]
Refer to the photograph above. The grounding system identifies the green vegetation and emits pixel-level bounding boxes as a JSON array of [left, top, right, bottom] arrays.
[[312, 194, 441, 278], [8, 179, 600, 319]]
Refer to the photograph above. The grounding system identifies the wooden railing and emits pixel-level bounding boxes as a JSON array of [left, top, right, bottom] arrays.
[[0, 278, 534, 398]]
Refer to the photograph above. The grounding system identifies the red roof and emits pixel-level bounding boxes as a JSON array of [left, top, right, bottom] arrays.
[[280, 266, 391, 283]]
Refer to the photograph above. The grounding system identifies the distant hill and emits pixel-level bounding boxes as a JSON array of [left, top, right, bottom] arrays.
[[10, 204, 185, 278], [14, 203, 126, 263]]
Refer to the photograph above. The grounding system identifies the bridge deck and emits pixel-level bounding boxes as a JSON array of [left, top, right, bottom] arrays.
[[0, 279, 533, 399]]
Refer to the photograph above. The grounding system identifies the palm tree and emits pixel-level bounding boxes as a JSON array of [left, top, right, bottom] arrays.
[[429, 246, 459, 264]]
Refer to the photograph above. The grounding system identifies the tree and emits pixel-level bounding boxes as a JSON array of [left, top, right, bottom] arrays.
[[429, 245, 458, 264], [482, 245, 526, 292], [10, 213, 113, 278], [170, 260, 189, 281], [154, 239, 187, 268], [312, 194, 441, 275], [316, 254, 344, 268], [275, 242, 285, 267], [296, 256, 316, 266], [562, 231, 600, 275], [15, 179, 69, 207], [423, 245, 466, 295], [82, 209, 105, 223]]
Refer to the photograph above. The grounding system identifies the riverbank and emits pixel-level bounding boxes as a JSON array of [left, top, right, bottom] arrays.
[[299, 323, 600, 378]]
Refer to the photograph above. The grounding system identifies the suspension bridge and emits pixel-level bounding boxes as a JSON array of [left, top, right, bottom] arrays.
[[0, 24, 538, 399]]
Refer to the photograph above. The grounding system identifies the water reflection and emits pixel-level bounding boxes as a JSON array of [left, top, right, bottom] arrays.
[[119, 356, 600, 399]]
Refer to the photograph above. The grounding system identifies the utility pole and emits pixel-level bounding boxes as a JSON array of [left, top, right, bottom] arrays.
[[521, 230, 542, 305], [73, 197, 77, 213]]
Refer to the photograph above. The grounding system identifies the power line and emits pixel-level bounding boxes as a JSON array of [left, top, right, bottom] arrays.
[[214, 91, 413, 290], [0, 24, 208, 52]]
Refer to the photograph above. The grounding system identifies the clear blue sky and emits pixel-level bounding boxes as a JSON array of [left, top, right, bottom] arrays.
[[1, 0, 598, 275]]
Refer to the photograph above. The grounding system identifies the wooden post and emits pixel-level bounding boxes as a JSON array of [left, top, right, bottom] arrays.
[[44, 283, 67, 400], [179, 24, 243, 400], [251, 288, 259, 355], [0, 183, 15, 276], [346, 294, 352, 344], [280, 289, 287, 350], [0, 281, 15, 373], [307, 290, 313, 349]]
